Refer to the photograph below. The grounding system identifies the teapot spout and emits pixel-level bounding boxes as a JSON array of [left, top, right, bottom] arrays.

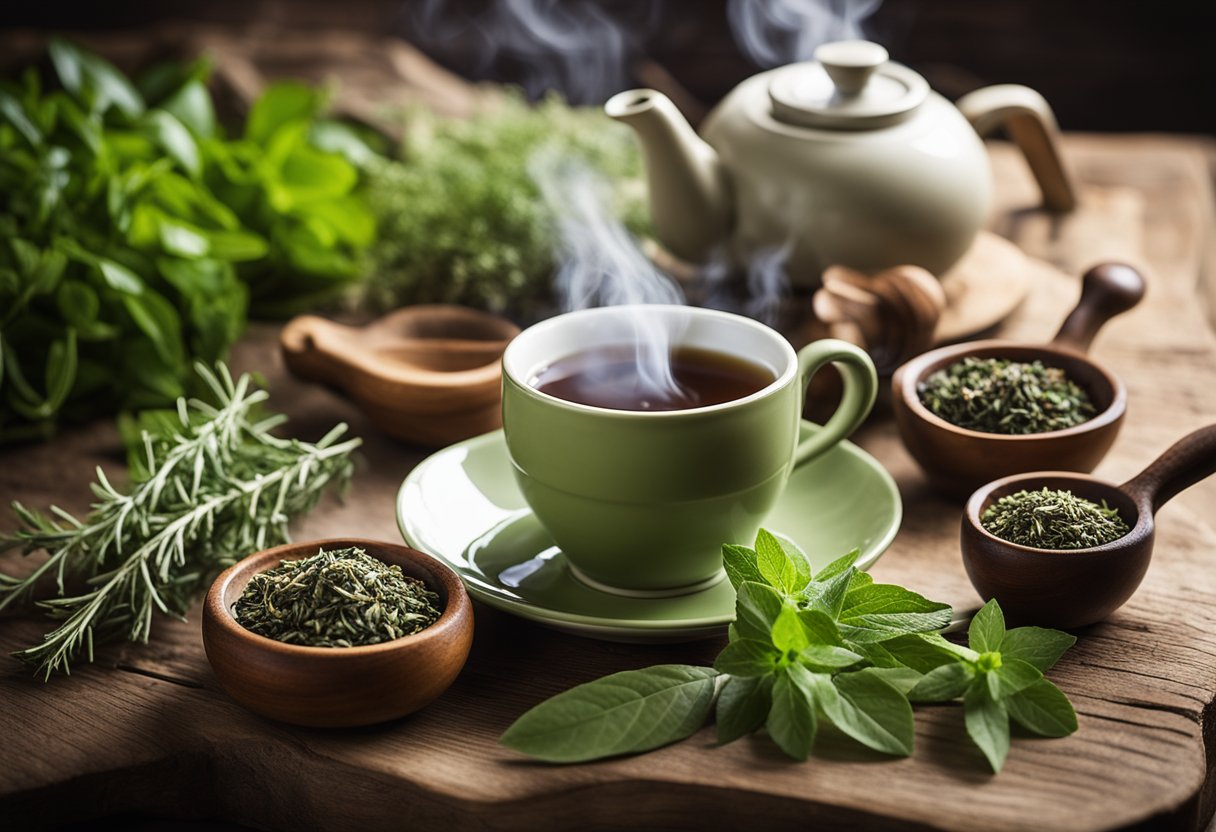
[[605, 89, 732, 265]]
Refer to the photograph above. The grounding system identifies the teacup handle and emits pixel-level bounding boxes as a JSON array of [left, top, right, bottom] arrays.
[[792, 339, 878, 469]]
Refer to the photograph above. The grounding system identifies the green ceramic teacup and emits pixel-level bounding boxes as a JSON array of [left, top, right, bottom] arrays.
[[501, 305, 877, 595]]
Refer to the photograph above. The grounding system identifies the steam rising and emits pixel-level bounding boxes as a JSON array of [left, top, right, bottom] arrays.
[[727, 0, 881, 67], [409, 0, 658, 104], [530, 149, 689, 404]]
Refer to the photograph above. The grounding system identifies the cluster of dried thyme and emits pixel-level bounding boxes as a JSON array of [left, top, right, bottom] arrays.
[[918, 356, 1096, 434], [981, 487, 1131, 549], [234, 547, 442, 647]]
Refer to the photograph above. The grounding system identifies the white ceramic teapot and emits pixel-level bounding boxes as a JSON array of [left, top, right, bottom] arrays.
[[606, 40, 1075, 286]]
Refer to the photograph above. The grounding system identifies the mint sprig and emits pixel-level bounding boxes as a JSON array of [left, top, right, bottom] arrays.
[[500, 530, 1080, 772]]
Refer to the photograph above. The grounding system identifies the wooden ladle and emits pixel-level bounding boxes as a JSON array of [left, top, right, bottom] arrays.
[[961, 424, 1216, 629], [893, 263, 1147, 498], [281, 305, 520, 446]]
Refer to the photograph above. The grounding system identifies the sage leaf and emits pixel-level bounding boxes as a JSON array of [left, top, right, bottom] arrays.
[[734, 581, 785, 642], [821, 669, 915, 756], [722, 543, 764, 590], [715, 674, 772, 745], [964, 682, 1010, 772], [755, 528, 810, 594], [770, 604, 809, 653], [909, 661, 974, 702], [969, 598, 1006, 653], [500, 665, 719, 763], [714, 639, 780, 677], [767, 665, 818, 761], [992, 657, 1043, 697], [999, 627, 1077, 671], [813, 548, 860, 582], [1006, 679, 1078, 737]]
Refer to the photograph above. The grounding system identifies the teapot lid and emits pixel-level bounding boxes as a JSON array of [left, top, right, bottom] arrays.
[[768, 40, 928, 130]]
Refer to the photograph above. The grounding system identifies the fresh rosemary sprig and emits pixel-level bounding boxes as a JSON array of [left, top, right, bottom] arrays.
[[0, 363, 362, 678]]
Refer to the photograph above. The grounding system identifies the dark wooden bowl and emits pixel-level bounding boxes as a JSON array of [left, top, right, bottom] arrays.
[[961, 424, 1216, 629], [892, 263, 1145, 499], [202, 538, 474, 727]]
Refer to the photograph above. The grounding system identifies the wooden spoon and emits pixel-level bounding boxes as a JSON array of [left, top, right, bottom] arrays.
[[961, 424, 1216, 629]]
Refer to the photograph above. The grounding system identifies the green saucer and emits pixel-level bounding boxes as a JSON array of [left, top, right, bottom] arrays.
[[396, 423, 902, 642]]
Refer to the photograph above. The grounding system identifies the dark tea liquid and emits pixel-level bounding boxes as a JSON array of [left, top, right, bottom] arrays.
[[533, 345, 775, 412]]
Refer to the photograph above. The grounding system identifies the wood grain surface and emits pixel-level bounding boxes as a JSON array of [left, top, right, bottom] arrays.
[[1, 135, 1215, 831]]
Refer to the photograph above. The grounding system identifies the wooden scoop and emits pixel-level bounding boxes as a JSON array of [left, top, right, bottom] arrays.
[[281, 305, 520, 446], [961, 424, 1216, 629]]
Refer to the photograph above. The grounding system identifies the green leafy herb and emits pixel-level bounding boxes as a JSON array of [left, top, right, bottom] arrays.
[[918, 356, 1096, 434], [0, 363, 361, 678], [0, 42, 377, 441], [500, 531, 1080, 773], [234, 545, 440, 647], [981, 486, 1131, 549], [363, 92, 647, 321]]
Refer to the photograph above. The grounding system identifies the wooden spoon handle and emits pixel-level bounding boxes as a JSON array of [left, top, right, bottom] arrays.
[[1051, 263, 1146, 354], [1123, 424, 1216, 514]]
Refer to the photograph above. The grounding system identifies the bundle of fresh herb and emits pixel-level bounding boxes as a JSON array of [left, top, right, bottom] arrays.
[[0, 41, 376, 441], [917, 356, 1096, 434], [363, 93, 648, 320], [0, 363, 361, 678], [501, 529, 1078, 773], [234, 546, 441, 647], [981, 487, 1130, 549]]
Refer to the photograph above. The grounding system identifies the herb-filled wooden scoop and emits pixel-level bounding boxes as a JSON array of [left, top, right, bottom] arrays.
[[281, 305, 520, 446], [892, 262, 1146, 498], [961, 424, 1216, 629]]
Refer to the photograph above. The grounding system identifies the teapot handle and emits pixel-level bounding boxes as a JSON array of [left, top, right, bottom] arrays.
[[957, 84, 1077, 213]]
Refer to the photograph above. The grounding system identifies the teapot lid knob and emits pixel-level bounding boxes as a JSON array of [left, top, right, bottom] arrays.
[[814, 40, 888, 96]]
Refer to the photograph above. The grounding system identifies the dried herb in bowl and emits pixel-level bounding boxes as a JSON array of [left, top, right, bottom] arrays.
[[234, 546, 442, 647], [918, 357, 1096, 434], [981, 487, 1130, 549]]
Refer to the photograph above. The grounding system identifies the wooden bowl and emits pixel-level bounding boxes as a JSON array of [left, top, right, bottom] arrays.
[[281, 306, 520, 447], [892, 263, 1145, 499], [202, 538, 473, 727]]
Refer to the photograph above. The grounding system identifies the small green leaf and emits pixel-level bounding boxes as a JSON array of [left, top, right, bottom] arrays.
[[999, 627, 1077, 672], [837, 583, 953, 642], [813, 548, 861, 582], [161, 78, 216, 138], [43, 329, 78, 412], [796, 608, 845, 646], [969, 599, 1006, 654], [715, 675, 772, 746], [500, 665, 719, 763], [50, 38, 144, 118], [821, 669, 915, 756], [144, 110, 200, 177], [766, 665, 818, 761], [159, 220, 210, 258], [770, 604, 809, 653], [909, 662, 974, 702], [246, 81, 319, 144], [882, 633, 978, 672], [754, 528, 810, 594], [801, 566, 853, 619], [722, 543, 764, 590], [992, 657, 1043, 698], [1006, 679, 1077, 738], [797, 644, 863, 671], [733, 581, 785, 642], [861, 666, 923, 695], [964, 682, 1010, 773], [96, 258, 144, 295], [713, 639, 779, 677]]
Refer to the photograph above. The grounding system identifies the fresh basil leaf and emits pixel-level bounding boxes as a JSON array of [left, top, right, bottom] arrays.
[[766, 665, 818, 761], [800, 565, 853, 619], [733, 581, 785, 643], [0, 89, 42, 146], [813, 548, 860, 582], [821, 669, 915, 756], [246, 81, 320, 144], [204, 229, 268, 262], [713, 639, 780, 677], [95, 258, 144, 295], [42, 329, 77, 413], [50, 38, 144, 118], [968, 599, 1006, 653], [992, 657, 1042, 698], [144, 110, 200, 177], [499, 665, 719, 763], [909, 661, 974, 702], [161, 78, 216, 138], [796, 608, 844, 646], [770, 604, 809, 653], [310, 119, 380, 167], [122, 292, 184, 367], [837, 583, 954, 642], [1006, 679, 1077, 738], [861, 666, 923, 695], [998, 627, 1077, 672], [964, 682, 1010, 773], [715, 674, 772, 746], [158, 220, 210, 259], [754, 528, 810, 594], [797, 644, 864, 672], [882, 633, 975, 673], [722, 543, 764, 590]]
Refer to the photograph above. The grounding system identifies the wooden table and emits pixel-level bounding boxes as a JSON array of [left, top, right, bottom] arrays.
[[2, 135, 1215, 831]]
